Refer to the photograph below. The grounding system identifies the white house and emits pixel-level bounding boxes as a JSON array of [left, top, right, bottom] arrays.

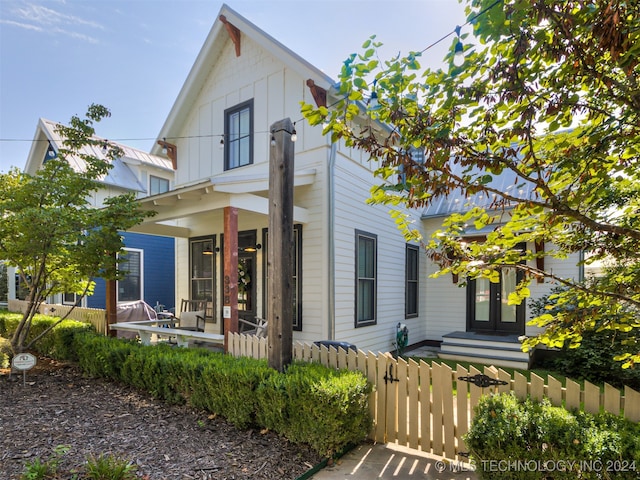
[[127, 4, 583, 367]]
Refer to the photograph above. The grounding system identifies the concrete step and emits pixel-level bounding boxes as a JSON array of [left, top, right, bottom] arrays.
[[439, 331, 531, 369], [438, 351, 530, 370]]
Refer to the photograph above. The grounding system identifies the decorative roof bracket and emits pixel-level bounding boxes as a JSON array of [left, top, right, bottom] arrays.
[[220, 15, 241, 57], [157, 139, 177, 170], [306, 79, 327, 108]]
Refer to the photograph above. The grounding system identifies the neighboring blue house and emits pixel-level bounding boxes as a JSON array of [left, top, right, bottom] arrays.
[[88, 232, 175, 311], [11, 118, 176, 311]]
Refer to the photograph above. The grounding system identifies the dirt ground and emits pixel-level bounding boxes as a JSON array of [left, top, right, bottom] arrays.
[[0, 356, 322, 479]]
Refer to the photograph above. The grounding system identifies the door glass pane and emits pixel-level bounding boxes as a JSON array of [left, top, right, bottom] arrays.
[[238, 257, 253, 311], [474, 277, 490, 322], [501, 267, 517, 323], [263, 226, 302, 329]]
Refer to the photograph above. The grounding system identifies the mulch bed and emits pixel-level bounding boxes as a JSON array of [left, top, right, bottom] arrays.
[[0, 356, 322, 479]]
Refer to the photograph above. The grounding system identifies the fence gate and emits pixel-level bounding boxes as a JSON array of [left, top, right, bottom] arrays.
[[370, 355, 462, 459]]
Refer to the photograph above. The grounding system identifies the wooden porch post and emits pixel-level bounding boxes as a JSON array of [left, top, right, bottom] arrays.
[[106, 253, 117, 337], [223, 206, 239, 352], [267, 118, 295, 372]]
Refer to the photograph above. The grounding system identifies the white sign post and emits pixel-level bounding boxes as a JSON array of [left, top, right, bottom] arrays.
[[12, 352, 37, 386]]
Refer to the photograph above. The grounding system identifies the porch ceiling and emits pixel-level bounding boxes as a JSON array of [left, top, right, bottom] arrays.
[[128, 169, 315, 238]]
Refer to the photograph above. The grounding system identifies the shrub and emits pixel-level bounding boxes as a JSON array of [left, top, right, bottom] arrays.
[[0, 336, 10, 368], [529, 287, 640, 390], [550, 329, 640, 390], [0, 311, 25, 338], [256, 361, 372, 457], [465, 393, 640, 479], [0, 311, 93, 360], [76, 333, 139, 380]]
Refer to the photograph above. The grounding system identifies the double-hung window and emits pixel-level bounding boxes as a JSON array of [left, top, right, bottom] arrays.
[[224, 99, 253, 170], [405, 244, 419, 318], [355, 230, 377, 327], [190, 238, 215, 303], [118, 248, 143, 302]]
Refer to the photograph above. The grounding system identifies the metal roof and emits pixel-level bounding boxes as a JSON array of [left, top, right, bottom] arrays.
[[39, 118, 173, 193], [421, 163, 536, 219]]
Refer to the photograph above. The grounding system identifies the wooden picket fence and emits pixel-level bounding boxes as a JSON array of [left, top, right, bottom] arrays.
[[8, 299, 108, 335], [228, 333, 640, 461]]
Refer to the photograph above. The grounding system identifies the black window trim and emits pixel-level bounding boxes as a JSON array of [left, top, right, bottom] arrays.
[[405, 243, 419, 319], [224, 99, 254, 171], [149, 175, 170, 195], [117, 248, 143, 303], [262, 225, 303, 331], [355, 229, 377, 328]]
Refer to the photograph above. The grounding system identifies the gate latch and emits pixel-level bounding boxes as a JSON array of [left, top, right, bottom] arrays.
[[384, 365, 400, 384], [457, 373, 508, 388]]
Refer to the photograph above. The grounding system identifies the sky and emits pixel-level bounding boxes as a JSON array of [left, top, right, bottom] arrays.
[[0, 0, 468, 173]]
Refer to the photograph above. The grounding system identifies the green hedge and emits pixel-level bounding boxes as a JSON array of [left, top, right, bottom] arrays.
[[465, 393, 640, 479], [59, 327, 370, 458], [256, 361, 372, 456], [0, 311, 94, 360], [1, 313, 371, 457]]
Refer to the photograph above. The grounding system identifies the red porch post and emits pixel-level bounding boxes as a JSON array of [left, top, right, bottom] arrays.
[[223, 206, 239, 352]]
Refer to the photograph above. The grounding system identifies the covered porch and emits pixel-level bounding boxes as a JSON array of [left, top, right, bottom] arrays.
[[121, 169, 315, 343]]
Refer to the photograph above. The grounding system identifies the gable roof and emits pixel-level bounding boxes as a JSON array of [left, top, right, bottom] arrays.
[[25, 118, 173, 193], [151, 4, 336, 156]]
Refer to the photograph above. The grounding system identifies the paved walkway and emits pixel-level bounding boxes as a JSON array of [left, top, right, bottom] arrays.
[[310, 442, 478, 480], [309, 346, 478, 479]]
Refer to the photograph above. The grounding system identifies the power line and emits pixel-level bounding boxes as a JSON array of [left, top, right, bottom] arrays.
[[1, 1, 504, 148]]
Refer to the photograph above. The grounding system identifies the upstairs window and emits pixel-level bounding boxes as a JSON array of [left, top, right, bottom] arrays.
[[224, 99, 253, 170], [149, 175, 170, 195]]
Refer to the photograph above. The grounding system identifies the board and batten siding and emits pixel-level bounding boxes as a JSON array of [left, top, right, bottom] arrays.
[[172, 37, 315, 187]]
